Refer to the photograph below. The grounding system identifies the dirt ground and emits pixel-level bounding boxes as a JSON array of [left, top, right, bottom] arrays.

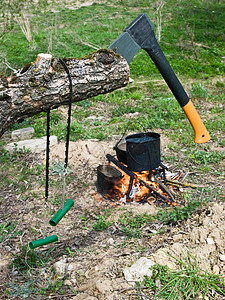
[[0, 135, 225, 299]]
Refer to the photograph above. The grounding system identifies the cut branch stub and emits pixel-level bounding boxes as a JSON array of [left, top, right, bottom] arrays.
[[0, 49, 130, 137]]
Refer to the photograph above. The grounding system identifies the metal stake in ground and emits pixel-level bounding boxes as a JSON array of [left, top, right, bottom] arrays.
[[29, 110, 59, 249], [49, 58, 74, 226]]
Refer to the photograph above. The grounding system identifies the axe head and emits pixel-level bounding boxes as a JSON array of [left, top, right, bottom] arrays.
[[108, 13, 154, 64]]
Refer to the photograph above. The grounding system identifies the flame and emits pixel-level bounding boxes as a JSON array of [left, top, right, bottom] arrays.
[[105, 164, 176, 205]]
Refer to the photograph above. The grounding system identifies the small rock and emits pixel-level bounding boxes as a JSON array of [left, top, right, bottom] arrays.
[[0, 258, 9, 269], [220, 255, 225, 261], [150, 229, 158, 234], [198, 294, 209, 300], [123, 257, 155, 284], [67, 264, 74, 271], [84, 269, 90, 279], [64, 279, 72, 286], [11, 127, 34, 141], [173, 234, 183, 242], [107, 238, 114, 245], [4, 136, 58, 153], [206, 238, 215, 245], [53, 258, 67, 276], [71, 278, 77, 285], [70, 271, 78, 279], [86, 116, 97, 120], [212, 265, 220, 275]]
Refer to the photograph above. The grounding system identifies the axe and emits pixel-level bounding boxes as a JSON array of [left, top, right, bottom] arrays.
[[109, 13, 210, 144]]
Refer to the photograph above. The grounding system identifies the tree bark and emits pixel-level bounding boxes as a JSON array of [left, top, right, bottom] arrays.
[[0, 50, 130, 137]]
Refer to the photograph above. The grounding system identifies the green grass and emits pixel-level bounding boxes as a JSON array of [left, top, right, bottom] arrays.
[[1, 0, 225, 77], [0, 221, 22, 243], [92, 215, 112, 231], [8, 245, 67, 297], [117, 211, 154, 238], [92, 197, 207, 237], [141, 252, 225, 299], [155, 196, 205, 225], [0, 147, 45, 194], [190, 148, 225, 165], [92, 210, 112, 231], [11, 245, 55, 271], [1, 0, 224, 147]]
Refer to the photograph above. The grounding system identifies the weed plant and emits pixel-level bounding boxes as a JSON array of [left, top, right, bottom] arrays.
[[117, 212, 154, 238], [8, 245, 67, 297], [191, 83, 209, 99], [92, 215, 112, 231], [11, 245, 56, 271], [155, 193, 207, 225], [0, 222, 22, 243]]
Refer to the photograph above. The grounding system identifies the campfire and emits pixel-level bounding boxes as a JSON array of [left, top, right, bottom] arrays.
[[97, 132, 181, 206]]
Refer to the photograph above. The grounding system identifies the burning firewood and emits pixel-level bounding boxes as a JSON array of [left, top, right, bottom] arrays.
[[102, 154, 179, 206]]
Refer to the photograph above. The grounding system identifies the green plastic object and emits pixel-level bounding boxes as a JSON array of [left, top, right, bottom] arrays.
[[29, 235, 58, 249], [49, 199, 74, 226]]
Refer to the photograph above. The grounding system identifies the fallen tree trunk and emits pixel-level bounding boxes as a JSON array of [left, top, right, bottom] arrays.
[[0, 50, 130, 137]]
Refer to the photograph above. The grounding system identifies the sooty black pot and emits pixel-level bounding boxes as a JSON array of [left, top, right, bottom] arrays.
[[115, 132, 161, 172], [97, 165, 122, 196]]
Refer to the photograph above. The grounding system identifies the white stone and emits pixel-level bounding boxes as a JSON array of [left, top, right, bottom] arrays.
[[53, 258, 67, 276], [107, 238, 114, 245], [86, 116, 97, 120], [220, 255, 225, 261], [11, 127, 35, 141], [4, 136, 58, 153], [198, 295, 209, 300], [206, 238, 215, 245], [212, 265, 220, 275], [64, 279, 72, 286], [70, 278, 77, 285], [67, 264, 74, 271], [123, 257, 155, 284], [0, 258, 9, 269], [173, 234, 183, 242]]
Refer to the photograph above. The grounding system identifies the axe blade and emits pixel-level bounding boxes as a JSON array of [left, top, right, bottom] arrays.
[[108, 32, 140, 65]]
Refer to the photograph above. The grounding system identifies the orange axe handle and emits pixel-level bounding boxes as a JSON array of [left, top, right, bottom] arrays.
[[145, 46, 211, 144], [182, 100, 210, 143]]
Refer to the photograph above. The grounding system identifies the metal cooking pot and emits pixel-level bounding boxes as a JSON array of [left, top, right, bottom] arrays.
[[115, 132, 161, 172], [114, 138, 127, 165], [97, 165, 122, 196]]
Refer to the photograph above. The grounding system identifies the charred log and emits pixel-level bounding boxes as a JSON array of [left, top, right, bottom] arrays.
[[0, 50, 130, 137]]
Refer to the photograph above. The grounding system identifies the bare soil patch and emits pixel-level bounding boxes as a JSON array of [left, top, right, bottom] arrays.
[[0, 137, 225, 299]]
